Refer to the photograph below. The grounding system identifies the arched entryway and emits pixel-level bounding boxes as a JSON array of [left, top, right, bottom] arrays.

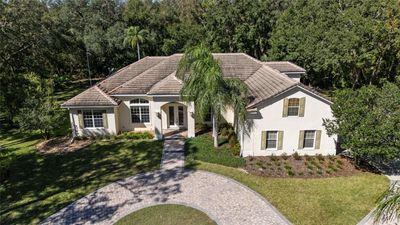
[[161, 102, 188, 138]]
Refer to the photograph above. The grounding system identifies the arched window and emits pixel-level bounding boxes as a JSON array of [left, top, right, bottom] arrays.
[[130, 98, 150, 123], [287, 98, 300, 116]]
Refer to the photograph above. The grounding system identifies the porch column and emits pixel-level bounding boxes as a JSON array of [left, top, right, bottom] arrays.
[[153, 106, 163, 140], [187, 101, 195, 138]]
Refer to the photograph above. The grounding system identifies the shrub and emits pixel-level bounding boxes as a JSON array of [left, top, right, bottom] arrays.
[[305, 154, 312, 161], [336, 159, 343, 165], [266, 162, 272, 166], [328, 154, 336, 161], [316, 154, 325, 161], [298, 172, 304, 176], [307, 165, 314, 170], [281, 153, 289, 160], [293, 152, 302, 160], [231, 143, 241, 156], [317, 170, 323, 175], [270, 154, 278, 161], [284, 165, 292, 170], [275, 161, 281, 167], [118, 131, 154, 140], [287, 170, 295, 176]]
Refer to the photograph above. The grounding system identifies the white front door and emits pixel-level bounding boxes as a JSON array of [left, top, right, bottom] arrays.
[[168, 105, 186, 129]]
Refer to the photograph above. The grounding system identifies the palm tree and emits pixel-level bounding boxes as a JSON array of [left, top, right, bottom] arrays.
[[177, 45, 249, 147], [374, 183, 399, 224], [124, 26, 148, 60]]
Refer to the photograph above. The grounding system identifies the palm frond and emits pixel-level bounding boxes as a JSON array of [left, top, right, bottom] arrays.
[[374, 182, 400, 223]]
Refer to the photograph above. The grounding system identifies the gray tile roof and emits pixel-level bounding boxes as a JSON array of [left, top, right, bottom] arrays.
[[147, 72, 182, 95], [245, 66, 297, 108], [62, 86, 119, 107], [263, 61, 306, 73], [63, 53, 320, 108]]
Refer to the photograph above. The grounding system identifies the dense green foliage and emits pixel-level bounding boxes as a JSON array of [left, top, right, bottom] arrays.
[[185, 133, 246, 168], [268, 0, 400, 88], [116, 131, 154, 140], [0, 132, 163, 225], [324, 79, 400, 164], [115, 204, 217, 225]]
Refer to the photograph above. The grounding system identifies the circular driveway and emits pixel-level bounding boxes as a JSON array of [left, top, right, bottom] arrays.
[[40, 168, 291, 225]]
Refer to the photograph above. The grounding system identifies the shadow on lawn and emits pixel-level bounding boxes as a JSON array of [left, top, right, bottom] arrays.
[[40, 166, 195, 224], [0, 140, 165, 225]]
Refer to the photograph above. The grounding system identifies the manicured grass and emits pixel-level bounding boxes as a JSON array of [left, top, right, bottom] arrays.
[[185, 133, 245, 167], [115, 204, 217, 225], [193, 161, 389, 225], [0, 131, 163, 225]]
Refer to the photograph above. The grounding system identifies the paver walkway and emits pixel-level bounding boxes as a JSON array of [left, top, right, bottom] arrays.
[[41, 139, 291, 225]]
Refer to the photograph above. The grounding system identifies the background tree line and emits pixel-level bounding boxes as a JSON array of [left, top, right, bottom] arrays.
[[1, 0, 399, 164]]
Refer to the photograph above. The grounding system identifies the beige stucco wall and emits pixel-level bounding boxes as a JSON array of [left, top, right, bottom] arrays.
[[241, 87, 337, 156], [117, 96, 154, 132], [69, 107, 118, 136], [221, 106, 235, 124]]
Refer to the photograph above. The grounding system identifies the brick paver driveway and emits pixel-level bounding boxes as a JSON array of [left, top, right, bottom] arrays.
[[40, 140, 292, 225]]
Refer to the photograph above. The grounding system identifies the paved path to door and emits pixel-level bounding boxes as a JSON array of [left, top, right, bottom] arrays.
[[41, 139, 291, 225]]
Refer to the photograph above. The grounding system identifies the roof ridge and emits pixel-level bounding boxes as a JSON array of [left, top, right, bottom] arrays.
[[147, 71, 180, 94], [108, 56, 170, 94], [97, 56, 150, 88], [263, 61, 306, 72], [94, 86, 118, 105]]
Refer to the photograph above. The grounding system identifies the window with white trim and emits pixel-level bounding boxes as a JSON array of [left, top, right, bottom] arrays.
[[266, 131, 278, 149], [83, 110, 104, 128], [303, 130, 315, 148], [288, 98, 300, 116], [130, 98, 150, 123]]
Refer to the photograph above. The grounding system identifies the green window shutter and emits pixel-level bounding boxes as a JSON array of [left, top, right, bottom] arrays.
[[261, 131, 267, 150], [315, 130, 321, 149], [282, 98, 289, 117], [78, 110, 84, 129], [102, 111, 108, 129], [277, 131, 284, 150], [299, 97, 306, 117], [298, 130, 305, 149]]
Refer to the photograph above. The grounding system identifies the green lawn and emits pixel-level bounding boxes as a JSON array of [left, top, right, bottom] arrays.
[[193, 161, 388, 225], [185, 133, 245, 167], [115, 204, 217, 225], [0, 131, 163, 225]]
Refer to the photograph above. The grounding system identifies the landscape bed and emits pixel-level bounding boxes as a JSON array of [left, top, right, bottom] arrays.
[[245, 154, 359, 178]]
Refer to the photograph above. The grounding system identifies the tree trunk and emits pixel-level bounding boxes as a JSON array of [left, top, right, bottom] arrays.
[[212, 111, 218, 147], [137, 43, 140, 60]]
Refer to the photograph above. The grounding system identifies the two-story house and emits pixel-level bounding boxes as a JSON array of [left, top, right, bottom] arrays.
[[62, 53, 337, 156]]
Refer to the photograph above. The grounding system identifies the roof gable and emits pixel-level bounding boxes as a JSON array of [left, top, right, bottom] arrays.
[[61, 86, 119, 107]]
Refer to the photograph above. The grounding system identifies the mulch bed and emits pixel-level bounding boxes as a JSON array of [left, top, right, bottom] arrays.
[[36, 137, 93, 154], [245, 155, 360, 178]]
